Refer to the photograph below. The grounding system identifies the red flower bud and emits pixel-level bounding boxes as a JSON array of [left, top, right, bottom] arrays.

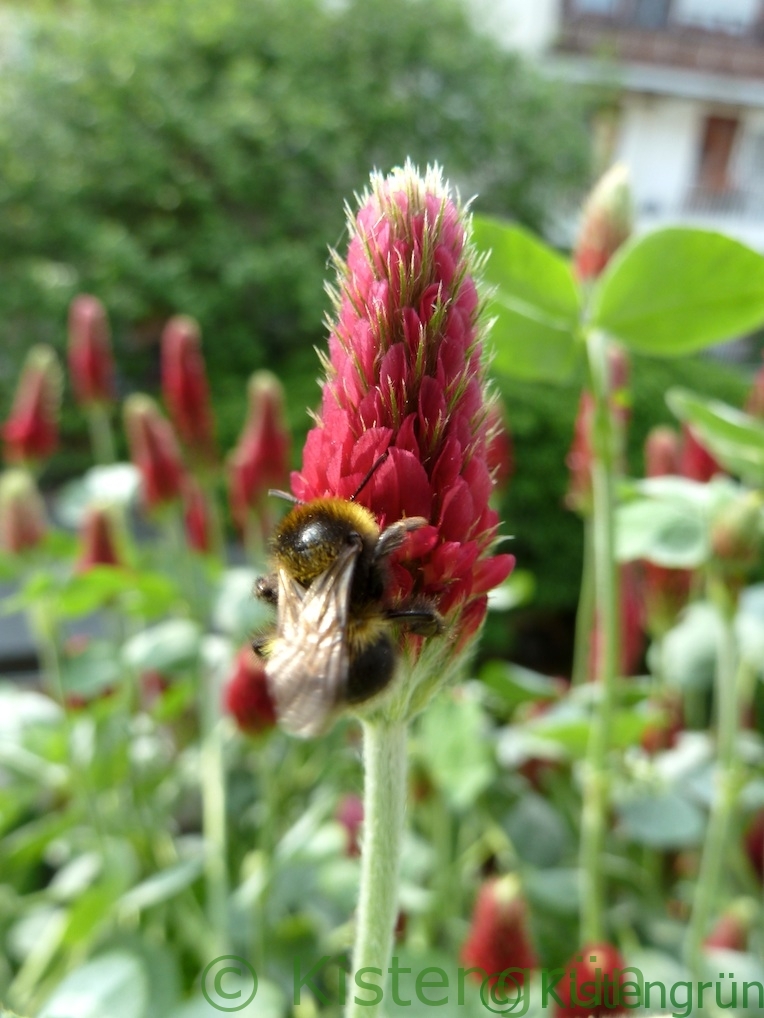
[[124, 395, 186, 509], [76, 506, 122, 572], [67, 294, 116, 407], [227, 371, 290, 530], [461, 876, 537, 984], [336, 794, 364, 857], [704, 904, 752, 952], [224, 647, 277, 735], [160, 316, 216, 465], [183, 479, 212, 554], [3, 346, 62, 466], [291, 163, 513, 645], [0, 469, 47, 553], [745, 809, 764, 882], [679, 424, 721, 483], [573, 164, 633, 284], [553, 942, 627, 1018], [640, 693, 684, 754], [645, 425, 681, 477], [709, 491, 762, 566]]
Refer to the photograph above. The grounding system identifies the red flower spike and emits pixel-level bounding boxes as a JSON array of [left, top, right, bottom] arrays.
[[227, 371, 290, 530], [644, 426, 680, 477], [573, 164, 633, 284], [76, 506, 122, 572], [553, 942, 627, 1018], [704, 904, 752, 952], [336, 794, 364, 857], [224, 647, 277, 735], [3, 346, 62, 466], [124, 395, 186, 510], [183, 479, 212, 554], [679, 424, 721, 483], [292, 163, 513, 648], [0, 470, 47, 553], [461, 875, 537, 985], [67, 294, 117, 407], [161, 315, 216, 465]]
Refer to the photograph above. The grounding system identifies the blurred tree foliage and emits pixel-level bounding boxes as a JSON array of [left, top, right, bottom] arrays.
[[0, 0, 590, 444]]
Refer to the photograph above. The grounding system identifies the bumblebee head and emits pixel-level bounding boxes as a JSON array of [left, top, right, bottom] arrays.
[[271, 497, 380, 587]]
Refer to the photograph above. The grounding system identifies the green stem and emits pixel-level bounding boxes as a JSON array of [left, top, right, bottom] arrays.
[[579, 329, 621, 946], [200, 674, 230, 958], [85, 402, 116, 465], [572, 516, 596, 686], [346, 719, 407, 1018], [684, 574, 741, 974]]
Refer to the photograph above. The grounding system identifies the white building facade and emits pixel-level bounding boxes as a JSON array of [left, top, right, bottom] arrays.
[[471, 0, 764, 250]]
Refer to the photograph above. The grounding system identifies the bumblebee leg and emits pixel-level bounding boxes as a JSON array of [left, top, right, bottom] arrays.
[[255, 573, 278, 605], [385, 599, 444, 638], [374, 516, 428, 561], [252, 635, 271, 658]]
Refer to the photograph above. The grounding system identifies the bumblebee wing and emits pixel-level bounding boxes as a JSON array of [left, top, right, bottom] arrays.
[[267, 540, 360, 737]]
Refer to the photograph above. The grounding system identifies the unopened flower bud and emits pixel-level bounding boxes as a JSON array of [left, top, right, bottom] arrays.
[[336, 795, 364, 857], [710, 491, 762, 566], [553, 942, 627, 1018], [3, 346, 62, 466], [573, 163, 633, 283], [224, 647, 277, 735], [161, 316, 216, 465], [183, 479, 212, 554], [124, 395, 186, 510], [76, 505, 122, 571], [645, 426, 681, 477], [745, 810, 764, 882], [461, 875, 537, 983], [67, 295, 117, 407], [227, 371, 290, 530], [680, 424, 721, 482], [0, 469, 47, 553], [704, 901, 755, 952]]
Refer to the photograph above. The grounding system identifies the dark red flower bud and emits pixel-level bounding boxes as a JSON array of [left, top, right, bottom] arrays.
[[0, 469, 47, 553], [745, 809, 764, 882], [224, 647, 277, 735], [124, 395, 186, 509], [573, 164, 633, 284], [336, 794, 364, 857], [553, 942, 627, 1018], [3, 346, 62, 466], [645, 426, 681, 478], [160, 316, 216, 465], [704, 903, 753, 952], [67, 294, 117, 407], [227, 371, 290, 530], [76, 506, 122, 571], [640, 693, 684, 754], [709, 491, 762, 566], [183, 479, 212, 554], [461, 876, 537, 984], [679, 424, 721, 483]]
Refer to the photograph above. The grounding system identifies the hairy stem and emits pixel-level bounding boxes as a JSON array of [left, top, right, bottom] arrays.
[[579, 329, 620, 946], [347, 719, 407, 1018]]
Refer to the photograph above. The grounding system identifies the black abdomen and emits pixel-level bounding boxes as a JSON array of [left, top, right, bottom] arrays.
[[346, 633, 396, 704]]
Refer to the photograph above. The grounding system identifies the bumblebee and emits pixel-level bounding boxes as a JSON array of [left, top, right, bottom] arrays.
[[253, 497, 443, 738]]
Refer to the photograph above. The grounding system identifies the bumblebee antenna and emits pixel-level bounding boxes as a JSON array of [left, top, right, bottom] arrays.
[[268, 489, 303, 505], [350, 451, 389, 502]]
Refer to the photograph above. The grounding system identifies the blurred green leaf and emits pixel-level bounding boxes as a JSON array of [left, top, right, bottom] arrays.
[[668, 387, 764, 483], [480, 662, 561, 709], [591, 227, 764, 354], [416, 694, 495, 810], [122, 619, 201, 673], [37, 951, 148, 1018], [660, 602, 721, 692], [527, 709, 651, 757], [117, 858, 204, 917], [617, 791, 706, 848], [504, 792, 571, 868], [486, 569, 536, 612], [473, 217, 582, 382], [616, 497, 708, 567]]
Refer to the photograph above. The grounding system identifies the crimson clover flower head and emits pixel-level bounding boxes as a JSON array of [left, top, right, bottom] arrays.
[[292, 163, 514, 667], [68, 294, 117, 408], [124, 394, 186, 510], [461, 875, 537, 984], [161, 315, 217, 466], [3, 345, 62, 467], [76, 505, 123, 572]]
